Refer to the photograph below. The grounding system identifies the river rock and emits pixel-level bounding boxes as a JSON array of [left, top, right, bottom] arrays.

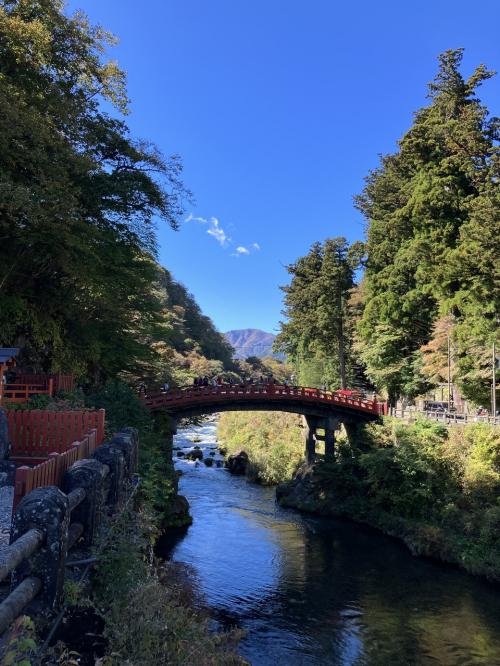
[[204, 457, 214, 467], [186, 449, 203, 461], [176, 450, 185, 457], [162, 494, 192, 528], [225, 450, 249, 475], [276, 464, 324, 513]]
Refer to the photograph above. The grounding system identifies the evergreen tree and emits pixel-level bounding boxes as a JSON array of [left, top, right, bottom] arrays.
[[355, 49, 499, 404], [275, 238, 362, 389]]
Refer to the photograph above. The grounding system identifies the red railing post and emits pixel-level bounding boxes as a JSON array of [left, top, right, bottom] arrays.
[[48, 452, 60, 485], [97, 409, 105, 444]]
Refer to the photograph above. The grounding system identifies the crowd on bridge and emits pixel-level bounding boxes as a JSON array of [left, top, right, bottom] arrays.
[[139, 377, 370, 400], [156, 376, 368, 400]]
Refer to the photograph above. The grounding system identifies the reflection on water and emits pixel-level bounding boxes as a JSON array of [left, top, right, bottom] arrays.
[[165, 420, 500, 665]]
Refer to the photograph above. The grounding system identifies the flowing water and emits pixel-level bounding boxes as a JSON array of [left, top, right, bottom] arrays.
[[164, 420, 500, 665]]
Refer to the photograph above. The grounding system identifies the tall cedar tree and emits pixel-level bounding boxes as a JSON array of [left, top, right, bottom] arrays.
[[275, 238, 363, 389], [355, 49, 499, 405], [0, 0, 190, 382]]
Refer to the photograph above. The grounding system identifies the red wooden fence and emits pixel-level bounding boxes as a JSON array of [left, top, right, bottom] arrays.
[[13, 429, 100, 509], [7, 409, 105, 464], [1, 379, 54, 404], [15, 373, 74, 394]]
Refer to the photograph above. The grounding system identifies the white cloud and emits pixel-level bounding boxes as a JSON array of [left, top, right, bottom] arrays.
[[186, 213, 229, 246], [185, 213, 208, 224], [184, 212, 259, 254], [206, 218, 229, 246]]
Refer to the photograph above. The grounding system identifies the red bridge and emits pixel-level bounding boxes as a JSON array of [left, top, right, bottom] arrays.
[[144, 385, 386, 461], [144, 383, 384, 418]]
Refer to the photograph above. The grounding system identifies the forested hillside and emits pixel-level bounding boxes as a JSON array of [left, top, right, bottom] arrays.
[[276, 50, 499, 407], [0, 0, 231, 387]]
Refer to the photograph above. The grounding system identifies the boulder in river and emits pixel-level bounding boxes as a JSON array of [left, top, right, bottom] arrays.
[[225, 450, 249, 475], [204, 457, 214, 467], [186, 449, 203, 461], [176, 451, 185, 457], [162, 494, 192, 528]]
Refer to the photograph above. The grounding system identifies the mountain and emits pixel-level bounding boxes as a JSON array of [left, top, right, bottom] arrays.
[[224, 329, 282, 360]]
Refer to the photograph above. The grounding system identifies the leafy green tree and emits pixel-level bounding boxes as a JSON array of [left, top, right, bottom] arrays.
[[0, 0, 190, 382]]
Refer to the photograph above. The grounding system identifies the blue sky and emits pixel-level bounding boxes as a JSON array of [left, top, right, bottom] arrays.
[[70, 0, 500, 334]]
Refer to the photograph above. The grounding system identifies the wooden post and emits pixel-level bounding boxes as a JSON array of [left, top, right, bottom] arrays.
[[48, 452, 60, 486], [97, 409, 105, 444], [48, 378, 54, 397], [13, 467, 30, 511]]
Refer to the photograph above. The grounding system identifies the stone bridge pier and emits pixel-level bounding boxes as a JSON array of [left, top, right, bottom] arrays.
[[302, 415, 340, 463]]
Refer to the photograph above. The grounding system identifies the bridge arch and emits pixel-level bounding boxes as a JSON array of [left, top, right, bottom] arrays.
[[143, 384, 385, 462]]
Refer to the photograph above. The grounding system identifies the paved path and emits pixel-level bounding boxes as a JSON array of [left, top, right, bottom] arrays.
[[0, 486, 13, 546]]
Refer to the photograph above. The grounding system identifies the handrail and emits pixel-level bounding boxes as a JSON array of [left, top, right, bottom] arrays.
[[142, 384, 384, 416], [0, 528, 44, 583], [0, 577, 42, 634]]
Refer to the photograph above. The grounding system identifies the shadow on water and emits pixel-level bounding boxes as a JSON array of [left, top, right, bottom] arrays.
[[160, 421, 500, 666]]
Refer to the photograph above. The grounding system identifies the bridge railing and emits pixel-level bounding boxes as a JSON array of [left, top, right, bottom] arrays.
[[143, 384, 386, 416]]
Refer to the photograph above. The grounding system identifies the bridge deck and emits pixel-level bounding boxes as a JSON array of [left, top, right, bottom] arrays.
[[143, 384, 385, 417]]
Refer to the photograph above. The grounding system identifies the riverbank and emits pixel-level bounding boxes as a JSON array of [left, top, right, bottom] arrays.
[[277, 418, 500, 581], [217, 410, 500, 581]]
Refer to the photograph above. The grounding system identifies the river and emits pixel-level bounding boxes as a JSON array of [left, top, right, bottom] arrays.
[[164, 420, 500, 665]]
